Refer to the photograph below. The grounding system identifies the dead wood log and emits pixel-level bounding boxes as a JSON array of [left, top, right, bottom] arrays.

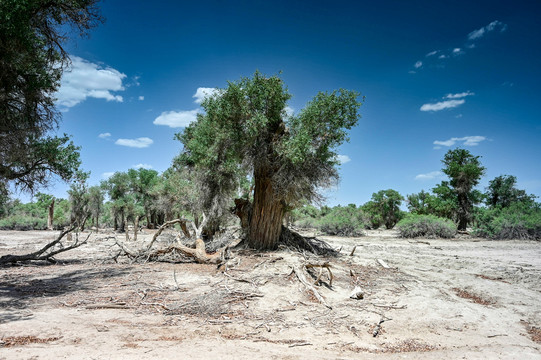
[[0, 221, 90, 265], [292, 265, 332, 309], [304, 262, 333, 287], [144, 218, 191, 252]]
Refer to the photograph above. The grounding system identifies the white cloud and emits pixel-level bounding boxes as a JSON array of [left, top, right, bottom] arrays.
[[468, 20, 507, 41], [438, 54, 448, 59], [115, 137, 153, 148], [420, 99, 465, 112], [138, 96, 144, 101], [414, 61, 423, 69], [102, 172, 115, 179], [153, 110, 198, 128], [426, 50, 438, 57], [193, 87, 219, 104], [98, 132, 111, 139], [285, 106, 295, 117], [133, 163, 153, 169], [415, 171, 443, 181], [336, 155, 351, 164], [55, 56, 126, 108], [445, 91, 474, 99], [433, 136, 486, 148], [452, 48, 463, 55]]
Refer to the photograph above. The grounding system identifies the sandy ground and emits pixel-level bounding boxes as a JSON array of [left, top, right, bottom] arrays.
[[0, 228, 540, 359]]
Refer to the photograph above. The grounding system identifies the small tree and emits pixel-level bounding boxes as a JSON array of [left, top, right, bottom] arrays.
[[178, 72, 362, 249], [364, 189, 404, 229], [87, 186, 104, 231], [441, 148, 485, 230], [485, 175, 536, 209]]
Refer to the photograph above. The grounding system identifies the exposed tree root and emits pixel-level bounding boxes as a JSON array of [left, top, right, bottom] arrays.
[[279, 226, 339, 256], [0, 222, 90, 265]]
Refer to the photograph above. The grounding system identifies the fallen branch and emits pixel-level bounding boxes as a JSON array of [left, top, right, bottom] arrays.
[[145, 218, 190, 252], [0, 221, 90, 265], [305, 262, 333, 287], [376, 259, 391, 269], [292, 265, 332, 309]]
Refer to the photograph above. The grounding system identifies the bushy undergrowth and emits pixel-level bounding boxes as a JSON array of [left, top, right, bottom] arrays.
[[397, 214, 457, 239], [318, 207, 366, 236], [473, 203, 541, 240], [0, 215, 47, 230]]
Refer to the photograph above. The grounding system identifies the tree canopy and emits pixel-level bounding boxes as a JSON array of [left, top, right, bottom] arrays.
[[441, 148, 485, 230], [0, 0, 102, 194], [177, 71, 362, 249]]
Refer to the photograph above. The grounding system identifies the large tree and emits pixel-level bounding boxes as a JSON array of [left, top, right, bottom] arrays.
[[0, 0, 102, 193], [485, 175, 536, 209], [441, 148, 485, 230], [178, 72, 362, 250]]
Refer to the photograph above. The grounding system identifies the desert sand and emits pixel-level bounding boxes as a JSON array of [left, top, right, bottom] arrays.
[[1, 229, 540, 359]]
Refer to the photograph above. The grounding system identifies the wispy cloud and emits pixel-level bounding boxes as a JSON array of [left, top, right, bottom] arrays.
[[420, 99, 465, 112], [98, 132, 111, 139], [433, 136, 486, 148], [102, 172, 115, 179], [452, 48, 463, 55], [415, 171, 443, 181], [336, 155, 351, 164], [421, 91, 474, 111], [193, 87, 219, 104], [426, 50, 438, 57], [133, 163, 153, 169], [468, 20, 507, 41], [445, 91, 474, 99], [55, 56, 126, 108], [138, 96, 144, 101], [153, 110, 198, 128], [115, 137, 153, 148], [414, 61, 423, 69]]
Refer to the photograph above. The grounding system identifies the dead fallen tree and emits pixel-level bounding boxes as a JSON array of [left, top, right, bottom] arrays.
[[0, 224, 91, 265], [114, 214, 239, 265]]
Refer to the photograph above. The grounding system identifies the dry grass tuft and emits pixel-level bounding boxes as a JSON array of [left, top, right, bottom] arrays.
[[0, 336, 61, 347], [453, 288, 494, 305]]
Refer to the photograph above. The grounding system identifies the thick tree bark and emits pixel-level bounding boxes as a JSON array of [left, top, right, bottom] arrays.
[[47, 198, 54, 230], [246, 175, 285, 250], [457, 192, 470, 231]]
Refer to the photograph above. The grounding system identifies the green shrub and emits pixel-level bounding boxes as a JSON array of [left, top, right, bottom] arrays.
[[397, 214, 457, 238], [473, 203, 541, 240], [317, 206, 365, 236], [0, 215, 47, 230]]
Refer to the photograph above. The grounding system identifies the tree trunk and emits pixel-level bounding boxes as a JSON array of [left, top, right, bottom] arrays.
[[246, 175, 285, 250], [457, 192, 470, 231], [47, 198, 55, 230], [133, 216, 140, 241]]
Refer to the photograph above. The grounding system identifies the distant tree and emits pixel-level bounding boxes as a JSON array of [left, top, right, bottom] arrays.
[[127, 168, 159, 227], [177, 72, 362, 249], [68, 171, 90, 229], [441, 148, 486, 230], [0, 0, 102, 194], [485, 175, 536, 209], [87, 186, 104, 231], [101, 172, 130, 232], [406, 190, 432, 215], [364, 189, 404, 229]]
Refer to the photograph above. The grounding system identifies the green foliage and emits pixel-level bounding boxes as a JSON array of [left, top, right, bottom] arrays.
[[485, 175, 536, 209], [441, 148, 486, 230], [397, 214, 457, 239], [363, 189, 404, 229], [317, 205, 366, 236], [0, 0, 101, 193], [0, 214, 47, 230], [473, 202, 541, 240]]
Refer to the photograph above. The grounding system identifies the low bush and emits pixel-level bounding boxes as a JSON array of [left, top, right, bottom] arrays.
[[317, 206, 366, 236], [397, 214, 456, 238], [0, 215, 48, 230], [473, 203, 541, 240]]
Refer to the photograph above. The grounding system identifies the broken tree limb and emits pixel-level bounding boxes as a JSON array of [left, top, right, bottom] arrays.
[[304, 262, 333, 287], [292, 265, 332, 309], [144, 218, 190, 252], [349, 246, 356, 256], [376, 259, 391, 269], [0, 223, 90, 265]]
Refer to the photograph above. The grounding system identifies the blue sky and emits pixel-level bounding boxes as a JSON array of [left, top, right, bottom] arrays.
[[21, 0, 541, 206]]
